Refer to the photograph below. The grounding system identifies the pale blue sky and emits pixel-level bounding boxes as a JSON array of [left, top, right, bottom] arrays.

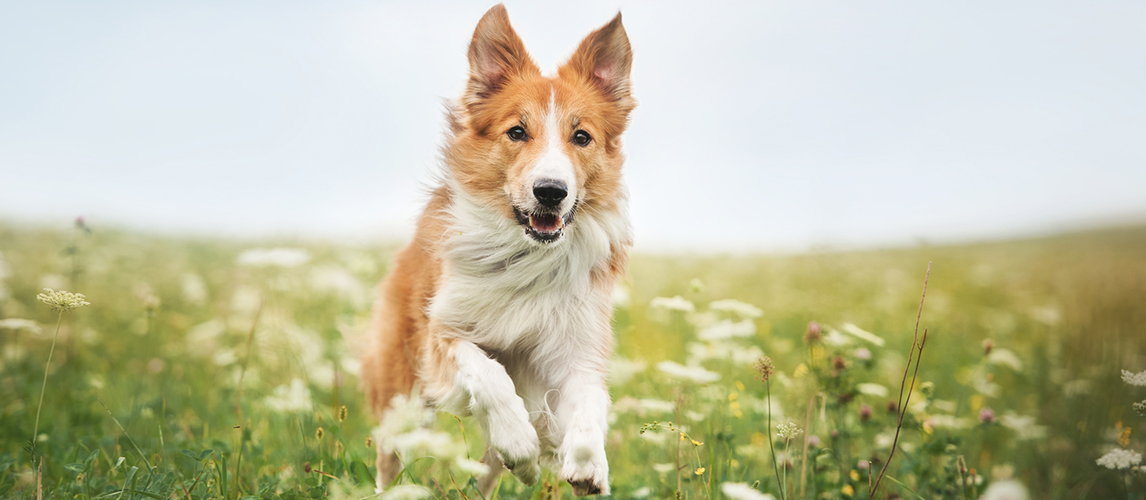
[[2, 1, 1144, 251]]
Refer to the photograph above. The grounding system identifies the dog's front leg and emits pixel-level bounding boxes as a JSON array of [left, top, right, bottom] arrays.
[[555, 368, 611, 496], [430, 338, 541, 486]]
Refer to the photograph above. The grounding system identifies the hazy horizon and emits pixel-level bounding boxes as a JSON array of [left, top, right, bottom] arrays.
[[3, 1, 1144, 251]]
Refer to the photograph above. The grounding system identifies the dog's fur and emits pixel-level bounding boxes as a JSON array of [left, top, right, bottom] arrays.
[[359, 4, 634, 495]]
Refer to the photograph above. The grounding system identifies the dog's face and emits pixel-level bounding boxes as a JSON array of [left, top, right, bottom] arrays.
[[446, 5, 635, 245]]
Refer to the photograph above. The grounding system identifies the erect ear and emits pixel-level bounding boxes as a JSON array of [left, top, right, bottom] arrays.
[[465, 4, 538, 101], [560, 13, 633, 104]]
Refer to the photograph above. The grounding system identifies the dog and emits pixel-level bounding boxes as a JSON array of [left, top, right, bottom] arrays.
[[359, 4, 634, 496]]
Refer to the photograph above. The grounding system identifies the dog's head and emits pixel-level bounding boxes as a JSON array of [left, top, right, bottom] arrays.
[[445, 4, 635, 245]]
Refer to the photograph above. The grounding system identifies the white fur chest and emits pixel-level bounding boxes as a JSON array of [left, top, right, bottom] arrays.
[[427, 187, 630, 354]]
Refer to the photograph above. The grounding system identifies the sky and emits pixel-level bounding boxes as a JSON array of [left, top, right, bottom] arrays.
[[1, 1, 1144, 251]]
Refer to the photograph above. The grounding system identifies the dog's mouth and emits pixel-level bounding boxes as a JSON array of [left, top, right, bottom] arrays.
[[514, 206, 576, 243]]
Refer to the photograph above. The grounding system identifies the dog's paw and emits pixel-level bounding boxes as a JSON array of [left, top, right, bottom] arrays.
[[559, 433, 609, 496], [487, 409, 541, 486]]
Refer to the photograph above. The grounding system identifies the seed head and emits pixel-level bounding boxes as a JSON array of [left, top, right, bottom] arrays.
[[804, 321, 822, 343], [832, 356, 847, 371], [754, 356, 774, 382], [314, 427, 325, 440], [981, 338, 994, 356], [303, 462, 312, 473], [337, 405, 348, 422], [365, 436, 374, 448], [37, 289, 90, 313]]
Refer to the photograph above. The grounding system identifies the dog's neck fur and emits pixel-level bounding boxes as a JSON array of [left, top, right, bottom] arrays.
[[428, 178, 630, 358]]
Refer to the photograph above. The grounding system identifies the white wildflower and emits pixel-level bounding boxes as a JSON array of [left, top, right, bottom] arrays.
[[708, 299, 763, 319], [388, 428, 465, 459], [236, 248, 310, 268], [653, 463, 675, 474], [454, 457, 490, 476], [181, 273, 208, 304], [987, 349, 1023, 371], [720, 482, 775, 500], [380, 484, 433, 500], [822, 328, 852, 346], [932, 400, 957, 412], [37, 289, 90, 312], [0, 318, 42, 335], [614, 396, 676, 415], [840, 323, 885, 346], [1029, 306, 1061, 326], [1122, 369, 1146, 387], [657, 360, 720, 384], [1096, 448, 1142, 470], [376, 393, 434, 447], [776, 421, 801, 440], [856, 383, 889, 397], [631, 487, 651, 498], [649, 296, 695, 313], [698, 319, 756, 341], [687, 341, 764, 366], [999, 413, 1048, 440], [212, 348, 238, 366], [929, 415, 970, 429], [874, 432, 895, 449], [609, 357, 647, 385], [263, 379, 312, 412]]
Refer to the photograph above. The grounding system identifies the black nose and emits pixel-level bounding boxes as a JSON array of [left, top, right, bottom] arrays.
[[532, 179, 567, 208]]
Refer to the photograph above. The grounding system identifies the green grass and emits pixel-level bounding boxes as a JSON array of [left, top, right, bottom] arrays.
[[0, 221, 1144, 499]]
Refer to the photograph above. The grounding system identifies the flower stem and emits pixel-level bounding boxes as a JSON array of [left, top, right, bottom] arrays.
[[766, 380, 785, 500], [32, 312, 64, 454]]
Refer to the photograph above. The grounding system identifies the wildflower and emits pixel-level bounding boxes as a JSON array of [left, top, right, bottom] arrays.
[[886, 400, 898, 414], [804, 321, 821, 343], [840, 322, 885, 346], [979, 407, 996, 424], [999, 413, 1048, 440], [264, 379, 313, 412], [657, 360, 720, 384], [694, 467, 705, 475], [720, 482, 775, 500], [379, 484, 433, 500], [236, 248, 311, 268], [982, 338, 994, 356], [806, 435, 820, 448], [653, 463, 675, 474], [0, 318, 41, 335], [980, 480, 1029, 500], [832, 356, 847, 371], [754, 356, 774, 382], [455, 457, 490, 476], [859, 404, 872, 422], [37, 289, 90, 312], [854, 347, 871, 361], [1122, 369, 1146, 387], [689, 278, 705, 294], [649, 296, 695, 313], [857, 383, 889, 397], [1134, 400, 1146, 417], [857, 460, 869, 470], [987, 349, 1023, 371], [841, 484, 854, 496], [708, 299, 763, 319], [776, 421, 802, 440], [698, 319, 756, 340], [609, 357, 647, 385]]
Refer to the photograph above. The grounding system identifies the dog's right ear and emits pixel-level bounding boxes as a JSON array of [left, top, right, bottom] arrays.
[[465, 4, 538, 102]]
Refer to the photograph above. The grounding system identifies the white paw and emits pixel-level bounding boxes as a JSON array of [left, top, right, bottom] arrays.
[[559, 431, 609, 496], [487, 407, 541, 486]]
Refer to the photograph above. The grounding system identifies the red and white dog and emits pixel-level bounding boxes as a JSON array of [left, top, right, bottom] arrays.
[[360, 4, 634, 496]]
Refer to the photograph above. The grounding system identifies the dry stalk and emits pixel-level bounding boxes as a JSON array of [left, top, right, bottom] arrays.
[[869, 262, 931, 499], [799, 392, 826, 499]]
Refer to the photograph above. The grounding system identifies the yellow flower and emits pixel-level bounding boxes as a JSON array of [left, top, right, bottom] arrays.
[[842, 484, 854, 496], [850, 470, 859, 481], [694, 467, 705, 475], [792, 363, 809, 379], [691, 439, 703, 446]]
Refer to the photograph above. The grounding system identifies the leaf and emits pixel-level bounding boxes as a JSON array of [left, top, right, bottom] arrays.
[[64, 463, 86, 472], [180, 449, 197, 460], [117, 466, 138, 500], [197, 449, 214, 461], [349, 460, 372, 485]]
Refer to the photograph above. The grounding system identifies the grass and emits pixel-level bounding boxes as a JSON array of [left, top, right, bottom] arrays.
[[0, 220, 1144, 499]]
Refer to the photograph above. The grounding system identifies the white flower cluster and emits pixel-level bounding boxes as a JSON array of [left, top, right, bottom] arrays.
[[649, 295, 695, 313], [708, 299, 763, 319], [1122, 369, 1146, 387], [657, 360, 720, 384], [263, 379, 312, 412], [236, 248, 311, 268], [0, 318, 42, 335], [372, 392, 483, 478], [776, 421, 802, 440], [720, 482, 775, 500], [840, 322, 885, 346], [1096, 448, 1142, 470], [37, 288, 90, 312]]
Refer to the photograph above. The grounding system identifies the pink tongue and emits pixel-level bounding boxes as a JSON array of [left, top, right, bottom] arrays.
[[530, 214, 560, 232]]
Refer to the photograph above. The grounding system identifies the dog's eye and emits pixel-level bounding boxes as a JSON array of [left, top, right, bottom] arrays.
[[507, 126, 527, 142], [572, 130, 592, 147]]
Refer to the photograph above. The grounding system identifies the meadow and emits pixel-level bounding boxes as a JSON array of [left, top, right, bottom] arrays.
[[1, 220, 1144, 499]]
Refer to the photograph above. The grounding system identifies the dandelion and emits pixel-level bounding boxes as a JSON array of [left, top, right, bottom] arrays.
[[1096, 448, 1142, 470], [720, 482, 775, 500], [37, 288, 90, 312], [1122, 369, 1146, 387], [657, 360, 720, 384], [803, 321, 821, 343]]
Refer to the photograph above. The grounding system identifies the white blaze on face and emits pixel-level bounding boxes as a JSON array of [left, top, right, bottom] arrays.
[[526, 89, 577, 215]]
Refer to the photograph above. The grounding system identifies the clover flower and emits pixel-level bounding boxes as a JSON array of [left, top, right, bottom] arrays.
[[776, 421, 802, 440], [37, 289, 90, 313], [1122, 369, 1146, 387], [804, 321, 821, 343], [1096, 448, 1142, 470], [979, 407, 996, 424]]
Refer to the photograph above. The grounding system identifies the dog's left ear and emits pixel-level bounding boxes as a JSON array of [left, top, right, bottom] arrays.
[[560, 13, 633, 107]]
